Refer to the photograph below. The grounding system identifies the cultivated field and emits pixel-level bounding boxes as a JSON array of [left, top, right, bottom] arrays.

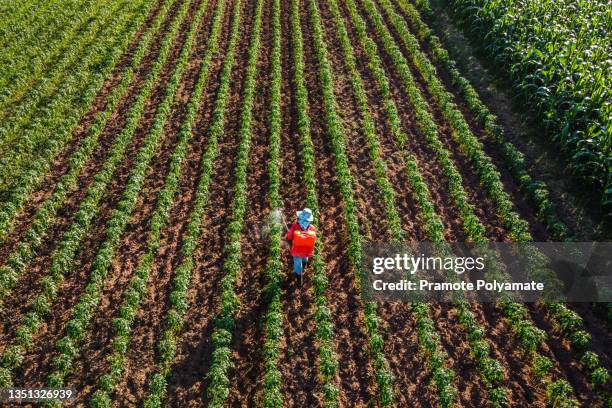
[[0, 0, 609, 406]]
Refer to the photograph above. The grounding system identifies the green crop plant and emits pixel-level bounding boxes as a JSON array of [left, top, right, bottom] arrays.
[[203, 0, 264, 405], [45, 0, 212, 391], [290, 0, 340, 404], [0, 0, 145, 192], [0, 0, 155, 243], [0, 0, 103, 118], [394, 0, 569, 240], [0, 0, 178, 303], [309, 0, 395, 404], [0, 0, 189, 388], [261, 0, 285, 405], [446, 0, 611, 209], [89, 0, 226, 405], [140, 0, 243, 405]]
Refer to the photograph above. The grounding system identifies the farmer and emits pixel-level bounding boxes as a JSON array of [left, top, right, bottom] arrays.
[[286, 208, 317, 282]]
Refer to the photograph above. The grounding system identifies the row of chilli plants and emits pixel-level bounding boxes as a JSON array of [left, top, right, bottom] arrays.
[[378, 0, 611, 397], [0, 0, 153, 242], [441, 0, 611, 210], [362, 0, 609, 404], [0, 0, 178, 304], [0, 0, 105, 117], [45, 0, 213, 397], [308, 0, 396, 404], [0, 0, 187, 388], [328, 0, 456, 405], [202, 0, 264, 403], [0, 0, 142, 191], [335, 0, 508, 405], [141, 0, 244, 404], [259, 0, 285, 403], [278, 0, 343, 405], [0, 0, 99, 97], [0, 0, 60, 50], [259, 0, 286, 402], [89, 0, 227, 404]]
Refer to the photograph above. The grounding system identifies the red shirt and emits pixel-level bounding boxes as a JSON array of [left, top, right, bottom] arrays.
[[286, 223, 316, 257]]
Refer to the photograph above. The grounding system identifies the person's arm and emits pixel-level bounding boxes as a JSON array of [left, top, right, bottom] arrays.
[[286, 223, 296, 241]]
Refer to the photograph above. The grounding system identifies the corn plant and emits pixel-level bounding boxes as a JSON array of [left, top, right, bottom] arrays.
[[383, 0, 609, 396], [394, 0, 569, 241], [446, 0, 611, 209]]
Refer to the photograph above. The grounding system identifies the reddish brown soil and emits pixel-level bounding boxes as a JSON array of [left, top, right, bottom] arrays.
[[0, 0, 608, 406], [294, 3, 381, 406], [5, 0, 205, 387], [274, 0, 322, 405], [0, 0, 171, 259], [0, 0, 185, 321], [220, 2, 275, 407], [112, 0, 256, 404], [62, 0, 222, 404], [376, 4, 548, 243]]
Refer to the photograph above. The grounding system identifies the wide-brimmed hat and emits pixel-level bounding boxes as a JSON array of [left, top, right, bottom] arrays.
[[296, 208, 314, 222]]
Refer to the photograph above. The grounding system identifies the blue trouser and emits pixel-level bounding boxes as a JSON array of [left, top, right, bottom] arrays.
[[293, 256, 308, 275]]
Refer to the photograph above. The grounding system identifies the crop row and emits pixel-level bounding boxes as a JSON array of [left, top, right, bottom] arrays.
[[363, 0, 581, 403], [289, 0, 340, 404], [260, 0, 285, 405], [0, 0, 97, 98], [447, 0, 611, 208], [0, 0, 105, 120], [339, 0, 514, 404], [340, 0, 460, 404], [0, 0, 186, 388], [340, 0, 589, 405], [44, 0, 212, 393], [0, 0, 178, 303], [0, 0, 56, 49], [374, 0, 609, 400], [204, 0, 265, 404], [0, 0, 142, 191], [140, 0, 242, 405], [88, 0, 226, 405], [0, 0, 152, 242], [308, 0, 396, 404]]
